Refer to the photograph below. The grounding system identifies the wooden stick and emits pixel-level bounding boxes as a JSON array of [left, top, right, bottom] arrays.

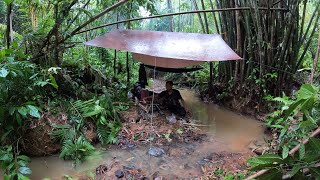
[[245, 126, 320, 180], [76, 7, 288, 34], [289, 126, 320, 156]]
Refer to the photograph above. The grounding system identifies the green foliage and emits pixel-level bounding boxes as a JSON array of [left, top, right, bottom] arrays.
[[0, 145, 31, 180], [266, 84, 320, 149], [52, 89, 122, 164], [248, 138, 320, 179], [0, 47, 59, 143], [59, 136, 95, 165], [251, 84, 320, 179]]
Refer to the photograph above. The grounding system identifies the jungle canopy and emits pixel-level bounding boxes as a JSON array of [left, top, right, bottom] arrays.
[[84, 29, 242, 68]]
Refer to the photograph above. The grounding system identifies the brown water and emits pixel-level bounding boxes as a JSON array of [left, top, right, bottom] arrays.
[[26, 89, 266, 179]]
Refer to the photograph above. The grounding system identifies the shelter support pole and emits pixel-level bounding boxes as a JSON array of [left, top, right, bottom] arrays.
[[126, 52, 129, 85], [113, 50, 117, 78]]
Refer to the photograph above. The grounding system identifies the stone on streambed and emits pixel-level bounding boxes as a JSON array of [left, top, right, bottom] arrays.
[[148, 147, 165, 157], [115, 169, 124, 178]]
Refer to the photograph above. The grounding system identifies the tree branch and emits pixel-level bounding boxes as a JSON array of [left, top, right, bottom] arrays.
[[62, 0, 129, 43]]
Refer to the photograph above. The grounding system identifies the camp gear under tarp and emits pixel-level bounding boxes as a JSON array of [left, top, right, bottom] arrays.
[[84, 30, 242, 68]]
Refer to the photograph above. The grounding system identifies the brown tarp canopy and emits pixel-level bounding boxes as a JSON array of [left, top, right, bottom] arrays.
[[85, 30, 242, 68]]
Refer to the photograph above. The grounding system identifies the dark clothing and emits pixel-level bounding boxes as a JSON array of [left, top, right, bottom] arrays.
[[138, 64, 148, 88], [158, 89, 186, 116]]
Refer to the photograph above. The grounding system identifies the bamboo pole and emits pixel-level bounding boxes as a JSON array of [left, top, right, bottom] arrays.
[[310, 25, 320, 84], [245, 126, 320, 180], [6, 2, 13, 49], [76, 7, 288, 34]]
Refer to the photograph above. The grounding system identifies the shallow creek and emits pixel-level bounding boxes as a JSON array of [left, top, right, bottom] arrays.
[[27, 89, 267, 179]]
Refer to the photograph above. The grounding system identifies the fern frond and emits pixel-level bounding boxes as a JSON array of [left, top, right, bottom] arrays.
[[71, 99, 103, 118], [97, 125, 109, 145], [51, 124, 73, 142]]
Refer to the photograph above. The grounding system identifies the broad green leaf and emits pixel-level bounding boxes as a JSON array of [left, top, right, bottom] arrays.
[[17, 160, 28, 167], [18, 155, 31, 162], [0, 68, 9, 78], [16, 113, 22, 126], [282, 145, 289, 159], [299, 120, 317, 128], [279, 128, 287, 140], [49, 74, 58, 89], [18, 174, 30, 180], [283, 99, 305, 121], [249, 163, 279, 171], [270, 125, 284, 129], [247, 154, 283, 167], [299, 143, 305, 160], [35, 81, 50, 87], [0, 153, 13, 161], [290, 165, 301, 177], [297, 84, 318, 100], [309, 167, 320, 179], [27, 105, 40, 118], [300, 97, 316, 112], [309, 138, 320, 151], [303, 111, 317, 124], [18, 106, 28, 117], [18, 167, 32, 175]]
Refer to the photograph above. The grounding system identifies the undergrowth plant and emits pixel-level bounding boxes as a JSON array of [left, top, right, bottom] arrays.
[[52, 86, 122, 164], [248, 84, 320, 179], [0, 145, 32, 180], [247, 138, 320, 179], [266, 84, 319, 153]]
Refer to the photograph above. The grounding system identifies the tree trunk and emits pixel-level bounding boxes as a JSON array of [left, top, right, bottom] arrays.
[[209, 0, 220, 34], [192, 0, 205, 33], [234, 0, 241, 82], [167, 0, 173, 32], [6, 2, 13, 49]]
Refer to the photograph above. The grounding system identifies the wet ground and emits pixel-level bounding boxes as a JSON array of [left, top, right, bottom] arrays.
[[27, 89, 268, 179]]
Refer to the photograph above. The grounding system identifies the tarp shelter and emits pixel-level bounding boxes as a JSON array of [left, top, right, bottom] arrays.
[[84, 30, 242, 68]]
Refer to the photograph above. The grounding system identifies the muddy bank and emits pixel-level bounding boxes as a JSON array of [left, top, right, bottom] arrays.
[[198, 83, 269, 121], [27, 89, 268, 179], [92, 89, 268, 179]]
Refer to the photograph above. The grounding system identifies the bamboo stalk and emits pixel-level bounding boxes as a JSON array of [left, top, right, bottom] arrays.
[[310, 25, 320, 84], [76, 7, 288, 34], [6, 2, 13, 49], [192, 0, 205, 33]]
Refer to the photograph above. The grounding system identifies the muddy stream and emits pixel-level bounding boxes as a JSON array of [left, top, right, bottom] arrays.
[[27, 89, 267, 179]]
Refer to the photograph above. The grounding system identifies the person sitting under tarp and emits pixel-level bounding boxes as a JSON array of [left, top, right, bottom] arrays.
[[131, 82, 151, 101], [130, 64, 150, 101], [143, 81, 189, 117]]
